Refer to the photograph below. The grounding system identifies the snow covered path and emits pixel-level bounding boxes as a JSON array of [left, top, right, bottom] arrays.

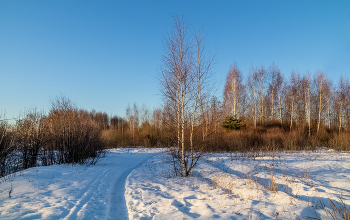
[[107, 153, 155, 220], [0, 148, 160, 220]]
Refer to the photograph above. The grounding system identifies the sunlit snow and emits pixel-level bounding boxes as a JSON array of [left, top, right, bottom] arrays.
[[1, 148, 349, 219]]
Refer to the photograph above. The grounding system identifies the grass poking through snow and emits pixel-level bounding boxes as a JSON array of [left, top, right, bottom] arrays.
[[126, 149, 350, 219]]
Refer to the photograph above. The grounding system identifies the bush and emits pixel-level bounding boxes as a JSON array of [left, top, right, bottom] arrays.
[[15, 110, 47, 169], [44, 101, 105, 165], [0, 120, 19, 177]]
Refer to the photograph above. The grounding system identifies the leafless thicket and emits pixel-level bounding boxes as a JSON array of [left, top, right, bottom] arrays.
[[0, 116, 17, 177], [43, 96, 105, 165], [0, 97, 106, 178], [16, 109, 47, 169]]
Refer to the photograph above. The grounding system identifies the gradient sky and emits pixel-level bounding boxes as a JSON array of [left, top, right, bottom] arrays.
[[1, 1, 349, 120]]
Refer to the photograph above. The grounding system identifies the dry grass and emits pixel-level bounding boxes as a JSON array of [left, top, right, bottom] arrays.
[[320, 198, 350, 220], [207, 124, 350, 153], [200, 152, 350, 219]]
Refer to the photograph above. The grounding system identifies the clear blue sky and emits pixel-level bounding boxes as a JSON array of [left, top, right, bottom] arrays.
[[1, 1, 349, 119]]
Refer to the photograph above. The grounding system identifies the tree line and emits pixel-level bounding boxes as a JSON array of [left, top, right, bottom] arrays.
[[223, 64, 350, 135], [100, 67, 350, 148]]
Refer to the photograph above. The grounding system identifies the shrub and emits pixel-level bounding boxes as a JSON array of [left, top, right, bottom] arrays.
[[0, 120, 18, 177]]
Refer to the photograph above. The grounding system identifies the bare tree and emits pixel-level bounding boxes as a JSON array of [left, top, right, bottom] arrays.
[[276, 70, 284, 125], [160, 15, 213, 177], [125, 103, 140, 147], [286, 72, 300, 131], [335, 77, 349, 133], [133, 103, 139, 146], [264, 64, 285, 124], [45, 96, 105, 164], [0, 116, 16, 177], [223, 64, 243, 117], [16, 109, 47, 168], [140, 104, 151, 126], [152, 108, 163, 144], [315, 72, 332, 133], [327, 86, 334, 129], [110, 116, 120, 129], [247, 68, 259, 127], [302, 74, 313, 136], [258, 67, 266, 124], [267, 64, 277, 121]]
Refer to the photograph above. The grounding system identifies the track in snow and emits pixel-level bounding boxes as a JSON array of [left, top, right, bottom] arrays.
[[0, 149, 158, 220], [107, 155, 154, 220]]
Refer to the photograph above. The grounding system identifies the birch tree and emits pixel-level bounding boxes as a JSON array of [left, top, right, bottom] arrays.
[[160, 15, 213, 176], [335, 77, 349, 133], [268, 64, 278, 120], [247, 68, 259, 128], [303, 74, 312, 136], [223, 64, 243, 117], [258, 67, 266, 124], [276, 70, 284, 125], [289, 72, 301, 131], [315, 72, 331, 133]]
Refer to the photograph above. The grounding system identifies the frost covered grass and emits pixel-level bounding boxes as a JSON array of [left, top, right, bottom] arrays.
[[126, 149, 350, 219]]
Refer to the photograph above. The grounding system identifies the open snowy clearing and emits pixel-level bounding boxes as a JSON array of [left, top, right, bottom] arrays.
[[126, 149, 350, 219], [1, 148, 349, 220], [0, 148, 160, 220]]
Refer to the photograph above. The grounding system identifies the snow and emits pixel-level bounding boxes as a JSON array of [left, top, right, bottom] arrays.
[[0, 148, 160, 219], [126, 149, 350, 219], [1, 148, 349, 220]]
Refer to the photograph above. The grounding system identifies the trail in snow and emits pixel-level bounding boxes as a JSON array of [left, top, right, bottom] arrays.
[[0, 148, 160, 220], [108, 155, 154, 220]]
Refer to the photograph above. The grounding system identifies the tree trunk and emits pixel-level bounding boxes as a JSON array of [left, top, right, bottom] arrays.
[[260, 72, 264, 124], [317, 78, 323, 133], [177, 87, 180, 149], [271, 90, 274, 120], [232, 77, 236, 116], [290, 95, 294, 131], [339, 101, 343, 134], [328, 101, 331, 129], [279, 85, 283, 125], [308, 84, 311, 136]]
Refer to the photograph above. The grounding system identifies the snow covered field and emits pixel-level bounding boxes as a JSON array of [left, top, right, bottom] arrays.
[[126, 149, 350, 219], [1, 148, 349, 220]]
